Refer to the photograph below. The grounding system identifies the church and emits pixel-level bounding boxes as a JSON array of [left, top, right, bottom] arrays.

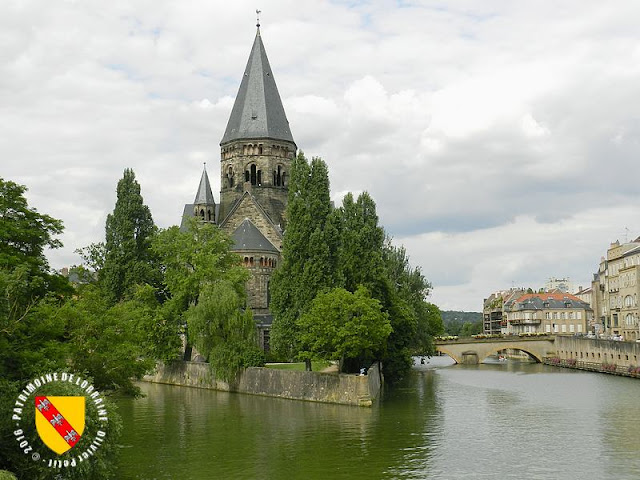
[[180, 23, 296, 352]]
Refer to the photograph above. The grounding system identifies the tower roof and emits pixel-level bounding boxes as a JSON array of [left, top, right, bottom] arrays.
[[194, 166, 215, 205], [231, 218, 278, 253], [221, 28, 295, 146]]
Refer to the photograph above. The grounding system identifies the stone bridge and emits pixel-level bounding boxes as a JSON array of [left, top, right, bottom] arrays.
[[435, 336, 556, 364]]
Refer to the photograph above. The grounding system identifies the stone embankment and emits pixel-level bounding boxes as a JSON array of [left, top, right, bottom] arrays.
[[143, 361, 382, 407], [544, 336, 640, 378]]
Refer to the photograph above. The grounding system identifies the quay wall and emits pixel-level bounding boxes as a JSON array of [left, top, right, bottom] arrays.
[[545, 336, 640, 377], [143, 361, 382, 407]]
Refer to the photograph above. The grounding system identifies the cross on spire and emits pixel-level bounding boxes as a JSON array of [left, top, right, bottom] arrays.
[[256, 9, 261, 28]]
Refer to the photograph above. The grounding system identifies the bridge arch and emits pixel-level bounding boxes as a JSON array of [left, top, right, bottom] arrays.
[[434, 346, 462, 364], [434, 338, 555, 365], [483, 345, 543, 363]]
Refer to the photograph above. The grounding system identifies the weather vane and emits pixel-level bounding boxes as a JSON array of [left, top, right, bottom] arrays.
[[256, 9, 261, 28]]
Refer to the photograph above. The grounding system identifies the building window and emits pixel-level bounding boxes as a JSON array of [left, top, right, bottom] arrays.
[[570, 324, 575, 333], [625, 295, 634, 307], [562, 325, 567, 333], [545, 324, 551, 333]]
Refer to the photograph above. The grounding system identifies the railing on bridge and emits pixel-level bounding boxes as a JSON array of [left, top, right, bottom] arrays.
[[435, 333, 553, 343]]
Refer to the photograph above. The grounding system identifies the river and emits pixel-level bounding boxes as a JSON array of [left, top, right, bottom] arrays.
[[115, 357, 640, 479]]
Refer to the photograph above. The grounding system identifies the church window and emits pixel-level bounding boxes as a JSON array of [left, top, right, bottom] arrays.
[[244, 256, 249, 265], [228, 166, 234, 188], [200, 209, 204, 219], [258, 145, 263, 154], [245, 170, 250, 183], [257, 169, 262, 185], [250, 164, 257, 185], [275, 165, 283, 186], [281, 172, 286, 187], [207, 210, 212, 221], [249, 257, 254, 266]]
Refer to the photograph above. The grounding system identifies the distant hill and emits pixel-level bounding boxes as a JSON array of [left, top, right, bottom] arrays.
[[441, 311, 482, 324], [441, 311, 483, 336]]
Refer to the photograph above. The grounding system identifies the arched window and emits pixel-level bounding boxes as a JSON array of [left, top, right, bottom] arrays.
[[244, 256, 249, 265], [625, 295, 633, 307], [228, 166, 234, 188], [249, 257, 254, 266], [257, 169, 262, 185], [276, 165, 282, 186], [281, 172, 286, 187], [625, 313, 634, 325], [245, 170, 250, 183], [258, 145, 263, 154], [207, 210, 212, 221], [200, 209, 204, 219], [250, 164, 257, 185]]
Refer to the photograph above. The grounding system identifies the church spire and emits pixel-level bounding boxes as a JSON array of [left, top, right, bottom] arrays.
[[220, 26, 295, 146], [194, 164, 215, 205]]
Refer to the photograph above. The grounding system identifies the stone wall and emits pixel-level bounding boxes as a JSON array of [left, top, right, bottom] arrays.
[[143, 362, 382, 407], [555, 336, 640, 368]]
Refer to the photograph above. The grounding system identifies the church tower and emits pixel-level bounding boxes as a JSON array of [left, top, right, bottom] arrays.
[[217, 24, 295, 351], [218, 24, 296, 230], [193, 166, 216, 223], [181, 23, 294, 351]]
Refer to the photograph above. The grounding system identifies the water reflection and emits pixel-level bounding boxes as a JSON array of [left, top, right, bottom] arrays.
[[116, 358, 640, 480]]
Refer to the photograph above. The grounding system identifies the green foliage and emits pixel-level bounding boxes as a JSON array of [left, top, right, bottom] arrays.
[[153, 220, 258, 380], [338, 192, 386, 298], [0, 179, 140, 478], [297, 287, 391, 371], [442, 311, 483, 336], [101, 169, 160, 303], [186, 281, 263, 381], [270, 153, 339, 360], [58, 284, 158, 395], [0, 378, 122, 480], [0, 179, 72, 334]]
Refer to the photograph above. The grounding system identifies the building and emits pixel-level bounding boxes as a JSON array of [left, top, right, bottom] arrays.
[[544, 277, 573, 293], [590, 238, 640, 340], [181, 24, 295, 352], [483, 289, 524, 334], [504, 292, 593, 335], [574, 286, 593, 308]]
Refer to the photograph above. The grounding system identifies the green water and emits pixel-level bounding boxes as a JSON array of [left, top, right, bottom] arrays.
[[115, 357, 640, 479]]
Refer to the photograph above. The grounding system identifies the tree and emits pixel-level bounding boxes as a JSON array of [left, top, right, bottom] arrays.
[[338, 192, 386, 298], [101, 169, 159, 303], [59, 284, 158, 395], [152, 219, 259, 379], [270, 153, 339, 366], [0, 179, 122, 479], [0, 179, 70, 333], [296, 287, 391, 371], [186, 281, 262, 381]]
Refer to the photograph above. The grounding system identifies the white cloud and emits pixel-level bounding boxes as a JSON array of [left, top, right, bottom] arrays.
[[4, 0, 640, 312]]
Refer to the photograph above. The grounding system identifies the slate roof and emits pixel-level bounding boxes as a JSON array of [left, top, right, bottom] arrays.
[[220, 28, 295, 145], [180, 203, 220, 231], [179, 204, 195, 232], [230, 218, 278, 253], [194, 167, 215, 205], [508, 293, 591, 311]]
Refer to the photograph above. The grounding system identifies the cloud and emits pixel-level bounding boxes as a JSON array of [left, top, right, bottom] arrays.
[[4, 1, 640, 312]]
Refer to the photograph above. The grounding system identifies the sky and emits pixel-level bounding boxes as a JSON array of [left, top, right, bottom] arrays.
[[4, 1, 640, 311]]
